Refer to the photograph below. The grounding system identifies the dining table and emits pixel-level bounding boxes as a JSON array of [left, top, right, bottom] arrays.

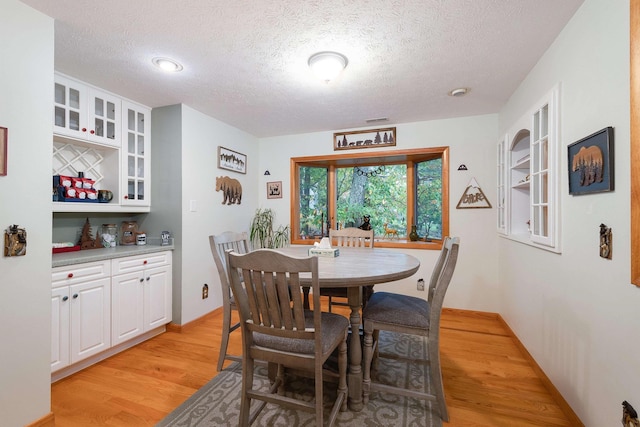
[[275, 245, 420, 411]]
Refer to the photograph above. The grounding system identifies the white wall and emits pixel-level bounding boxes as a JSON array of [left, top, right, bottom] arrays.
[[148, 104, 260, 325], [498, 0, 631, 425], [0, 1, 54, 426], [259, 115, 501, 311]]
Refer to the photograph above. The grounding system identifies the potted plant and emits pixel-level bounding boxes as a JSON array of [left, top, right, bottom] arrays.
[[249, 208, 290, 249]]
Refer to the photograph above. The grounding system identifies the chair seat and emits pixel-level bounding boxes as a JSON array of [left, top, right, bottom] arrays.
[[364, 291, 430, 329], [254, 311, 349, 355]]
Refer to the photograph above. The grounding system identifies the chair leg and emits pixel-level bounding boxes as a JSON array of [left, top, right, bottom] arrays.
[[428, 338, 449, 422], [328, 296, 333, 312], [315, 364, 324, 427], [362, 324, 374, 404], [217, 304, 232, 371], [239, 357, 254, 427]]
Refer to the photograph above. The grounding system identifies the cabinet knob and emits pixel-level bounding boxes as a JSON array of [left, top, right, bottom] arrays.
[[72, 293, 78, 299], [139, 278, 144, 283], [67, 273, 74, 278], [146, 277, 150, 281], [82, 127, 87, 132], [143, 260, 148, 265], [62, 296, 69, 302], [90, 130, 95, 135]]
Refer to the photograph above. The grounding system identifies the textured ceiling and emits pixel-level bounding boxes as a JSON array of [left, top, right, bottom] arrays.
[[21, 0, 583, 138]]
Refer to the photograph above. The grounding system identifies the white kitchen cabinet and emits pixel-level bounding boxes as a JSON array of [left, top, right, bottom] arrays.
[[121, 101, 151, 207], [51, 261, 111, 372], [52, 73, 152, 213], [54, 73, 121, 147], [111, 252, 172, 345]]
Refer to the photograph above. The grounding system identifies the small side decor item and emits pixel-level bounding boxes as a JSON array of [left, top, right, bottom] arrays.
[[622, 400, 639, 427], [215, 176, 242, 205], [457, 177, 492, 209], [249, 208, 290, 249], [568, 126, 614, 195], [308, 237, 339, 257], [4, 224, 26, 256], [599, 223, 612, 260], [79, 218, 102, 250], [0, 126, 7, 176], [217, 146, 246, 174], [334, 127, 396, 151], [266, 181, 282, 199]]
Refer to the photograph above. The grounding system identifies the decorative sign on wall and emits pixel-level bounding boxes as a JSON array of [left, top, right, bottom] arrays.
[[0, 126, 7, 176], [215, 176, 242, 205], [457, 178, 492, 209], [217, 146, 247, 174], [333, 127, 396, 151]]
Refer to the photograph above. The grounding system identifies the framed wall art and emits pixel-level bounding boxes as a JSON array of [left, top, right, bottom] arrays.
[[217, 146, 247, 174], [0, 127, 6, 176], [568, 126, 614, 195], [266, 181, 282, 199], [334, 127, 396, 151]]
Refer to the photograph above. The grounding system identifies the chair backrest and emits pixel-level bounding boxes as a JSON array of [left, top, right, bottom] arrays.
[[209, 231, 250, 302], [226, 249, 322, 351], [329, 227, 374, 248], [428, 237, 460, 329]]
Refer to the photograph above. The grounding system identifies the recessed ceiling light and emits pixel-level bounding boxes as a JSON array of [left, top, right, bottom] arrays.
[[152, 57, 183, 73], [449, 87, 469, 97]]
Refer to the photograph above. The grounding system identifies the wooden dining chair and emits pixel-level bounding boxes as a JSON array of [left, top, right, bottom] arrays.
[[322, 227, 375, 312], [226, 249, 349, 427], [361, 236, 460, 422], [209, 231, 250, 371]]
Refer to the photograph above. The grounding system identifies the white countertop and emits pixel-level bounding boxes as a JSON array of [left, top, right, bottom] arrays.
[[52, 241, 174, 267]]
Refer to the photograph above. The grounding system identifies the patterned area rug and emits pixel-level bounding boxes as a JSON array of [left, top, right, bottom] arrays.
[[157, 331, 443, 426]]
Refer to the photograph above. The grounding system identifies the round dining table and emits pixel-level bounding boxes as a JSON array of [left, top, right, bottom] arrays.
[[275, 246, 420, 411]]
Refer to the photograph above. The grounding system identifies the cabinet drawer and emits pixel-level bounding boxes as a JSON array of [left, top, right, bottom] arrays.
[[52, 260, 111, 288], [112, 251, 172, 275]]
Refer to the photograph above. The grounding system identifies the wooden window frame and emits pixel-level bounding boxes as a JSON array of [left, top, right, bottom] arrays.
[[290, 147, 449, 250]]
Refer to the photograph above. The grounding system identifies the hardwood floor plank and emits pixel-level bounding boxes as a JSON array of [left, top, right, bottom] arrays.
[[50, 303, 580, 426]]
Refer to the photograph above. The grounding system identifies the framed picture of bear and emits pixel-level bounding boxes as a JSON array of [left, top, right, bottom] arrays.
[[567, 127, 614, 195]]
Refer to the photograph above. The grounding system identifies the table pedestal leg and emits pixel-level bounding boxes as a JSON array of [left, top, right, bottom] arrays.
[[347, 286, 363, 411]]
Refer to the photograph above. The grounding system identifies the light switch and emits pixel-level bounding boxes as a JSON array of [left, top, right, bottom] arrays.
[[189, 200, 197, 212]]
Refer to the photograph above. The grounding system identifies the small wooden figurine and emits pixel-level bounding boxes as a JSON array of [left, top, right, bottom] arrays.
[[79, 218, 102, 250]]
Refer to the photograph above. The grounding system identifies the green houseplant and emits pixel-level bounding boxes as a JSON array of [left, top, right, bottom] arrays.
[[249, 208, 290, 249]]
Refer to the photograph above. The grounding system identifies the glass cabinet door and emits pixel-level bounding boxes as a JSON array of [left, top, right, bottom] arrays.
[[54, 75, 87, 140], [88, 88, 121, 147], [122, 101, 150, 206]]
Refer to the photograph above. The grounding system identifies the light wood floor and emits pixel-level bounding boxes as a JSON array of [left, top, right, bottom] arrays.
[[50, 302, 580, 426]]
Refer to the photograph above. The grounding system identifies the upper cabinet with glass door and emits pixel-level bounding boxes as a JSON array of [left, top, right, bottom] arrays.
[[121, 101, 150, 207], [498, 84, 560, 253], [54, 73, 121, 147]]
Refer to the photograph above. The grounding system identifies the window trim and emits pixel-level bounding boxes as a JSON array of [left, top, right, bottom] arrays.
[[290, 147, 449, 250]]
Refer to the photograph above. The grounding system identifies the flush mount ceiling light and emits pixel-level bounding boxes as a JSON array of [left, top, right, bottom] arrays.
[[449, 87, 469, 97], [308, 51, 348, 83], [152, 57, 183, 73]]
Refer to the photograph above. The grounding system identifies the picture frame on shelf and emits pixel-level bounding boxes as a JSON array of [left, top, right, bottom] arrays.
[[0, 127, 6, 176], [217, 146, 247, 174], [334, 127, 396, 151], [568, 127, 614, 195], [266, 181, 282, 199]]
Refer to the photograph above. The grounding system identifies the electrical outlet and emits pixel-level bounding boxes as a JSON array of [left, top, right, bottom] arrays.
[[202, 284, 209, 299], [417, 278, 425, 291]]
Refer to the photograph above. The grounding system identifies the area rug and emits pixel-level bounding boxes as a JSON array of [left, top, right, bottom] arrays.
[[157, 331, 443, 426]]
